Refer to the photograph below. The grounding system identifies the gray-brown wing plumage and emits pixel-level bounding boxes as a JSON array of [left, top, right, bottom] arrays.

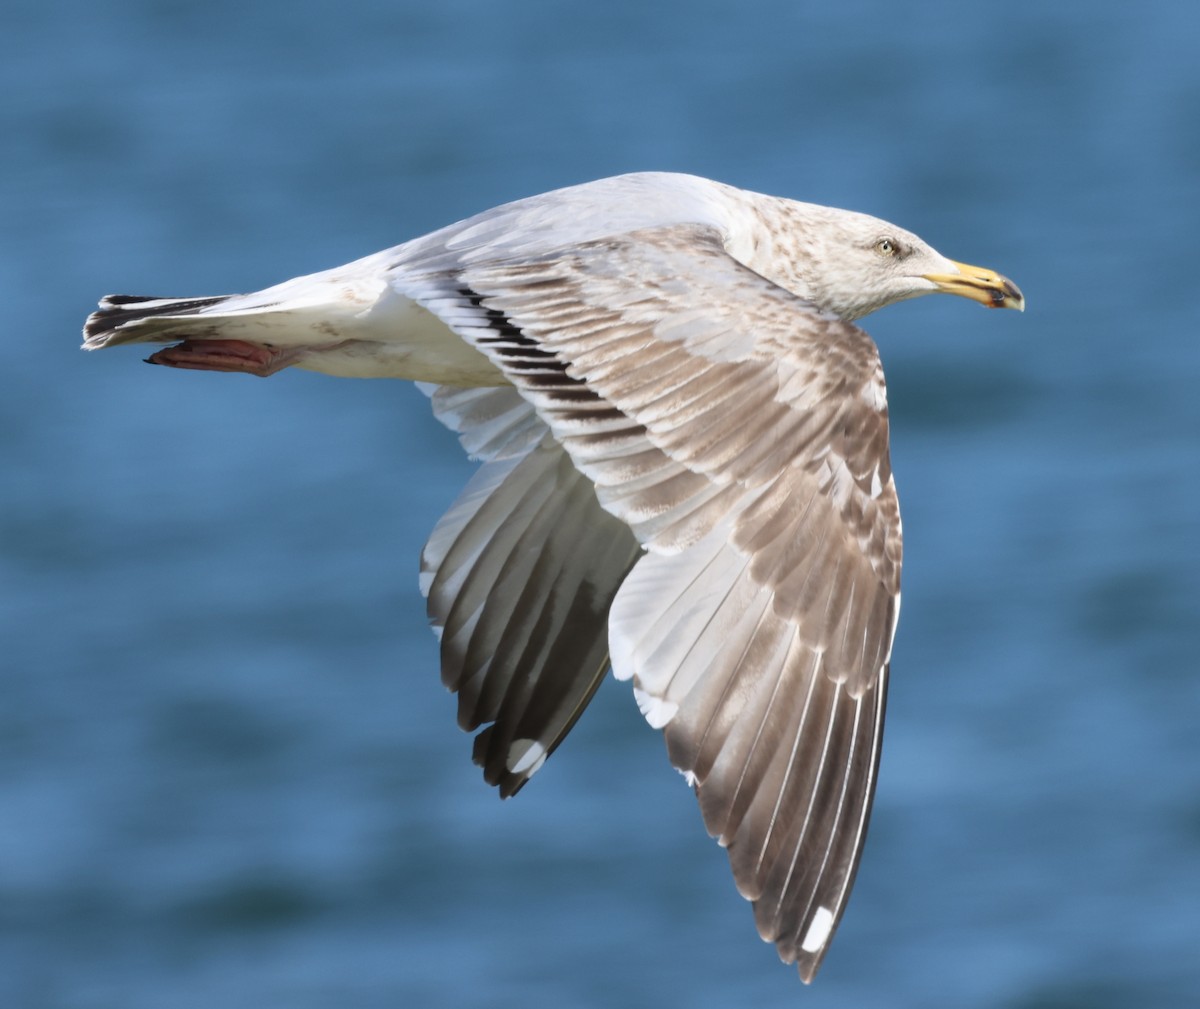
[[396, 223, 902, 980]]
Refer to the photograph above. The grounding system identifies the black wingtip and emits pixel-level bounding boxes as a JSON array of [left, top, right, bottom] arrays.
[[102, 294, 169, 306]]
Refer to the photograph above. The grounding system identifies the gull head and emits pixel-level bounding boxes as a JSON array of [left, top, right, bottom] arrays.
[[774, 203, 1024, 322]]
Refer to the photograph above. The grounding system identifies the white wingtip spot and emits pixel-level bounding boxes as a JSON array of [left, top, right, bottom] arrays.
[[883, 590, 901, 664], [800, 906, 835, 953], [633, 687, 678, 728], [506, 738, 548, 776], [678, 767, 698, 788]]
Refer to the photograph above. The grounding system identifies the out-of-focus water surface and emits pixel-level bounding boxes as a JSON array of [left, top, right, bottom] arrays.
[[3, 2, 1198, 1006]]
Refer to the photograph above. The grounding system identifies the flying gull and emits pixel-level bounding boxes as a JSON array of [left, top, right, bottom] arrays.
[[82, 172, 1023, 982]]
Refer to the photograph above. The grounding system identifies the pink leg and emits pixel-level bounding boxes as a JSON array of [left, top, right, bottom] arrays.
[[146, 339, 299, 377]]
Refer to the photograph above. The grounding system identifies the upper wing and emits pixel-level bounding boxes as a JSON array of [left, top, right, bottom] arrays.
[[398, 223, 902, 980], [420, 384, 641, 797]]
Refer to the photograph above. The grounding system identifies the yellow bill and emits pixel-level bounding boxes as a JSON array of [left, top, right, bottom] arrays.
[[924, 259, 1025, 311]]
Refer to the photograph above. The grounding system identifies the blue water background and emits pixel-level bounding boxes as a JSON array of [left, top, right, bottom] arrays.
[[3, 1, 1199, 1006]]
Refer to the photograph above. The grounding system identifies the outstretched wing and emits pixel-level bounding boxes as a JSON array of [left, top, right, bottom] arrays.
[[419, 384, 642, 797], [398, 222, 902, 980]]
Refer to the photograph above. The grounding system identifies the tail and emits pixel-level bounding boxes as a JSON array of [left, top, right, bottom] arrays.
[[82, 294, 235, 350]]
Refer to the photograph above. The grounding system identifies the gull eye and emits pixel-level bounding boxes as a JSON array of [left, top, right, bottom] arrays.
[[875, 237, 899, 258]]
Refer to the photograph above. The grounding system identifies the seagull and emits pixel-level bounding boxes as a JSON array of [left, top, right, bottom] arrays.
[[82, 171, 1023, 982]]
